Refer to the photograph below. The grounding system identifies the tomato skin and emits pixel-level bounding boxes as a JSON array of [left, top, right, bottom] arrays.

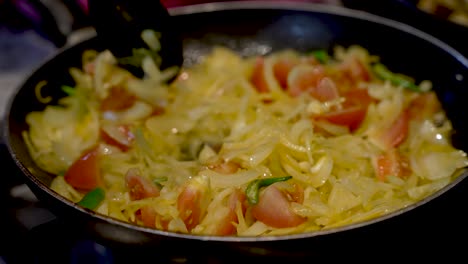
[[381, 110, 410, 149], [342, 88, 374, 108], [250, 57, 269, 93], [344, 57, 370, 83], [320, 105, 367, 131], [137, 205, 170, 230], [251, 57, 328, 97], [64, 146, 102, 191], [101, 124, 135, 151], [214, 211, 238, 236], [334, 57, 371, 91], [212, 189, 246, 236], [125, 169, 162, 229], [251, 57, 300, 93], [273, 59, 298, 89], [125, 168, 160, 200], [313, 77, 341, 102], [318, 88, 374, 131], [100, 87, 136, 112], [208, 161, 240, 174], [287, 66, 331, 99], [140, 205, 157, 228], [177, 184, 203, 231], [376, 149, 411, 181], [251, 185, 306, 228]]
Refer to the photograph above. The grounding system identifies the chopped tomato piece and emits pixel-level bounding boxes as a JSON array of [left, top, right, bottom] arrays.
[[137, 205, 170, 230], [208, 161, 240, 174], [125, 168, 160, 200], [101, 124, 135, 151], [100, 87, 136, 112], [408, 91, 442, 121], [318, 88, 374, 131], [212, 189, 246, 236], [342, 88, 375, 108], [155, 215, 170, 231], [228, 188, 247, 212], [287, 66, 332, 99], [273, 58, 298, 89], [313, 77, 340, 102], [250, 57, 269, 93], [376, 148, 411, 181], [177, 184, 204, 231], [303, 56, 320, 66], [251, 185, 306, 228], [251, 57, 324, 95], [251, 57, 301, 92], [140, 205, 157, 228], [64, 146, 102, 191], [337, 57, 371, 90], [320, 105, 367, 131], [347, 57, 370, 82], [381, 110, 410, 149]]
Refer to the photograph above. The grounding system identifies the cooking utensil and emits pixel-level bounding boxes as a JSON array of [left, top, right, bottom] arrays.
[[88, 0, 183, 75], [3, 1, 468, 258]]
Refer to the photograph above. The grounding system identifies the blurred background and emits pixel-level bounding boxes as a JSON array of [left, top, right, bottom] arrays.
[[0, 0, 467, 263]]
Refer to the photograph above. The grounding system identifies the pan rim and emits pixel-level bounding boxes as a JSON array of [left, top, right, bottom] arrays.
[[169, 0, 468, 66], [4, 0, 468, 243]]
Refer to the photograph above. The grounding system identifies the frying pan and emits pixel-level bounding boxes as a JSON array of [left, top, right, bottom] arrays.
[[3, 1, 468, 259], [342, 0, 468, 57]]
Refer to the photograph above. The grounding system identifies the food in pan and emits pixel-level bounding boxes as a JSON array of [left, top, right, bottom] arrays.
[[22, 38, 468, 236], [418, 0, 468, 27]]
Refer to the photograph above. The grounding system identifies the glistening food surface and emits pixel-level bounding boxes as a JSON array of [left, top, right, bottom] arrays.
[[22, 42, 468, 236]]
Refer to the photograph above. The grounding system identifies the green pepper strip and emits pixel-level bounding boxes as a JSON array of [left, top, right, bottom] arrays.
[[372, 63, 421, 92], [246, 176, 293, 205], [77, 187, 105, 210], [311, 49, 329, 64], [61, 85, 76, 96], [118, 48, 161, 68], [153, 176, 168, 188]]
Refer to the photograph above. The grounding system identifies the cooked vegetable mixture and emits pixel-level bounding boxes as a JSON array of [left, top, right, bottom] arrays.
[[23, 42, 468, 236]]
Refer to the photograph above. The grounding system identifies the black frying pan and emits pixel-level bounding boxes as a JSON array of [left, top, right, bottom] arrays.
[[342, 0, 468, 57], [3, 1, 468, 260]]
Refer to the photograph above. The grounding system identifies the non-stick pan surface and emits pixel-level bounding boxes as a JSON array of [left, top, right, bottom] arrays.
[[4, 1, 468, 258], [342, 0, 468, 57]]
